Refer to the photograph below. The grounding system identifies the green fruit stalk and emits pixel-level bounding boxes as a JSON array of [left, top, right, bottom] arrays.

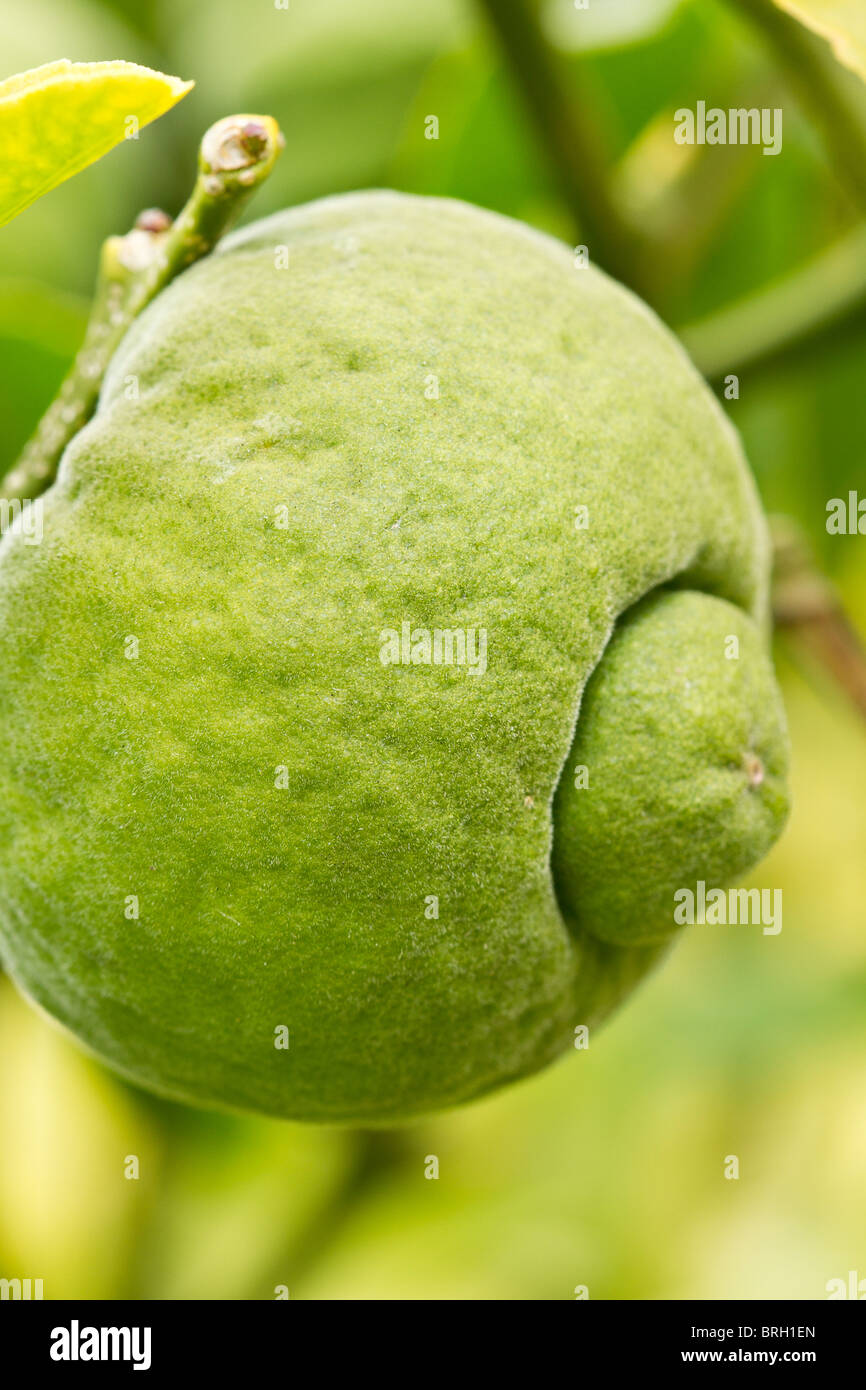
[[0, 192, 789, 1122]]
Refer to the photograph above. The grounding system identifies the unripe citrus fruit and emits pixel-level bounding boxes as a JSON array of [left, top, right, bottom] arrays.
[[0, 192, 789, 1121]]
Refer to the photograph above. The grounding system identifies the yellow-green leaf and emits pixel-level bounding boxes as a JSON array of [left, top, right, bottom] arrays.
[[0, 59, 193, 228], [773, 1, 866, 81]]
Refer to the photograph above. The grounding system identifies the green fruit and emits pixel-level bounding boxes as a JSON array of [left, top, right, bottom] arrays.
[[0, 192, 789, 1122]]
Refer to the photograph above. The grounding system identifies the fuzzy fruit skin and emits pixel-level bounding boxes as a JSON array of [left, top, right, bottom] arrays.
[[0, 192, 789, 1122], [553, 589, 789, 944]]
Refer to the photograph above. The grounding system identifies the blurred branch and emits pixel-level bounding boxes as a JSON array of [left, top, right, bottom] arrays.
[[772, 516, 866, 724], [0, 114, 283, 514], [727, 0, 866, 207], [475, 0, 653, 298], [678, 221, 866, 380], [272, 1127, 416, 1295]]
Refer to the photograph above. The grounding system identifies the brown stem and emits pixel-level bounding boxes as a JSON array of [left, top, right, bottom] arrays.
[[772, 517, 866, 723]]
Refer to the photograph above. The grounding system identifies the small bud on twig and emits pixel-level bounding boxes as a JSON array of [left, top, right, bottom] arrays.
[[1, 113, 283, 513]]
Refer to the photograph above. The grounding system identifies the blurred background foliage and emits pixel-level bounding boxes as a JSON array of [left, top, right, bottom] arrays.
[[0, 0, 864, 1300]]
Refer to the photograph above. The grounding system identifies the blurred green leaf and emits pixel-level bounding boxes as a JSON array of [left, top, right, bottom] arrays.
[[772, 0, 866, 80], [0, 978, 157, 1298], [0, 278, 87, 475], [0, 276, 88, 350]]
